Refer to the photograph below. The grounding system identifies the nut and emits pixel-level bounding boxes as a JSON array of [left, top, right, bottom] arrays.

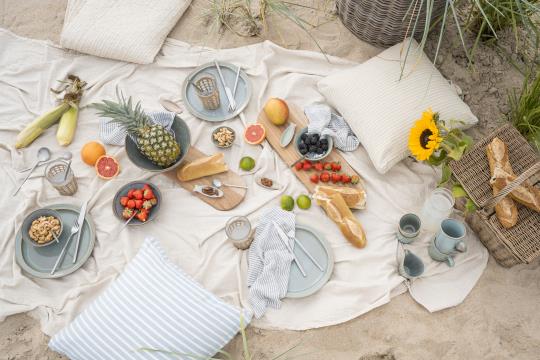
[[213, 127, 235, 147]]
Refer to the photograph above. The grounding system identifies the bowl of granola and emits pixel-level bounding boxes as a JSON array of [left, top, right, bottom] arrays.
[[212, 126, 236, 148], [21, 209, 63, 247]]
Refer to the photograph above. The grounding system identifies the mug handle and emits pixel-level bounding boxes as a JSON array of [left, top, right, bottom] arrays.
[[446, 256, 455, 267]]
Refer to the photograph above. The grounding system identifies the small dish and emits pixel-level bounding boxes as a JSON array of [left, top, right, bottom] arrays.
[[112, 181, 162, 225], [255, 176, 282, 190], [294, 127, 333, 161], [21, 209, 63, 248], [280, 123, 296, 148], [212, 126, 236, 148]]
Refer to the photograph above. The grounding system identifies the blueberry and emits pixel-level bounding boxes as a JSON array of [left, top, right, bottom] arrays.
[[299, 143, 307, 151], [309, 145, 318, 153], [301, 133, 308, 141], [322, 144, 329, 151], [320, 138, 328, 145], [312, 133, 320, 141], [299, 147, 308, 155]]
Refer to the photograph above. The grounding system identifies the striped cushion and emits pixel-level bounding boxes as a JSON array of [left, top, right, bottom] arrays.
[[317, 39, 478, 174], [49, 238, 251, 359]]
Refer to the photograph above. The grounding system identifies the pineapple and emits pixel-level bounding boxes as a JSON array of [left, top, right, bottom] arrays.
[[93, 91, 180, 167]]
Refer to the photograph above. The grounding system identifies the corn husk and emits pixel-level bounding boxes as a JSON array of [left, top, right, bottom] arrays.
[[56, 105, 78, 146], [15, 103, 70, 149]]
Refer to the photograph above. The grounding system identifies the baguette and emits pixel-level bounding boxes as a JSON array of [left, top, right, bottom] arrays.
[[490, 169, 540, 212], [486, 138, 518, 228]]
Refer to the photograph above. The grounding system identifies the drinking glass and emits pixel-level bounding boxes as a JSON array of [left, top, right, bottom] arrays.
[[420, 188, 455, 232], [45, 161, 78, 196], [225, 216, 254, 250]]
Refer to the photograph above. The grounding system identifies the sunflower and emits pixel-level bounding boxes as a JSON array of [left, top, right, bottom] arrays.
[[408, 109, 443, 161]]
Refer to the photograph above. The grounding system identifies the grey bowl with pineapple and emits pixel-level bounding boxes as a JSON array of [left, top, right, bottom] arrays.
[[93, 92, 191, 172]]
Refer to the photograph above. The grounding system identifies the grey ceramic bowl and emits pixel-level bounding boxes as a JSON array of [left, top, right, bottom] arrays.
[[21, 208, 63, 247], [112, 181, 162, 226], [125, 116, 191, 173], [211, 126, 236, 149], [294, 127, 333, 161]]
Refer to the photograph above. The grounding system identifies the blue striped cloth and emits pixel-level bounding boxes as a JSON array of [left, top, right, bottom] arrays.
[[49, 237, 251, 359], [99, 111, 176, 145], [306, 104, 360, 152], [247, 208, 295, 318]]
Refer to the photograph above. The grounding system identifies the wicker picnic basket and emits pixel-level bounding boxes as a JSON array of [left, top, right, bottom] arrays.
[[335, 0, 447, 47], [450, 124, 540, 267]]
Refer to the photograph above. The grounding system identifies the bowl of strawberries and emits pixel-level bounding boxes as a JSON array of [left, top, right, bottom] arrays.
[[113, 181, 161, 225]]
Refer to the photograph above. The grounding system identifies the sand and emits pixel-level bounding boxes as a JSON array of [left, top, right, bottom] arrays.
[[1, 0, 540, 359]]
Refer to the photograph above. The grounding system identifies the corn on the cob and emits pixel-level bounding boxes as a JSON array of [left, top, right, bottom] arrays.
[[15, 103, 70, 149], [56, 105, 78, 146]]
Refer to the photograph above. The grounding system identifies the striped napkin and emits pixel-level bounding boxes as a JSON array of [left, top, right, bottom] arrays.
[[247, 208, 296, 318], [99, 111, 175, 145], [306, 104, 360, 152]]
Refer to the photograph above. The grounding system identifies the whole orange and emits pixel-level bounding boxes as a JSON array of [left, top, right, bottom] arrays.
[[81, 141, 106, 166]]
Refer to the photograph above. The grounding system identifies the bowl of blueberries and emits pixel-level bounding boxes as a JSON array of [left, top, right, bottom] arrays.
[[295, 127, 333, 161]]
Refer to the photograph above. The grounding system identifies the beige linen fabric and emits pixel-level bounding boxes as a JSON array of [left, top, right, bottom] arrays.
[[61, 0, 191, 64], [0, 29, 487, 336], [318, 39, 478, 174]]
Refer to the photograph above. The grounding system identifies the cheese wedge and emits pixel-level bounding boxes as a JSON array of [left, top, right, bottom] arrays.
[[177, 153, 228, 182]]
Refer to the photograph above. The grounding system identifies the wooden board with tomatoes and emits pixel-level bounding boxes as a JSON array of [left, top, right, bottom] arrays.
[[256, 102, 363, 193]]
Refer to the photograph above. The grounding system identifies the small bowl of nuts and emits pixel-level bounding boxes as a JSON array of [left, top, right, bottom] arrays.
[[212, 126, 236, 149], [21, 209, 63, 247]]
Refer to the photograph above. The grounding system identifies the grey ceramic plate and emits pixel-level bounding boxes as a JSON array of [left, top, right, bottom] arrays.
[[15, 204, 96, 279], [112, 181, 161, 225], [125, 116, 191, 173], [286, 224, 334, 298], [182, 62, 252, 122]]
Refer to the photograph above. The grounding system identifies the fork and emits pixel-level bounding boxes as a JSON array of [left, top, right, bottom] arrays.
[[50, 221, 80, 275]]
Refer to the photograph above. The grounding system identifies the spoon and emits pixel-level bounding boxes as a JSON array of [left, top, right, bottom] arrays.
[[51, 230, 60, 244], [12, 147, 51, 196], [212, 178, 248, 190], [63, 160, 72, 182], [18, 151, 72, 172]]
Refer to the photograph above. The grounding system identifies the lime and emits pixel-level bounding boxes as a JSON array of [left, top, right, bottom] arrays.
[[239, 156, 255, 171], [280, 195, 295, 211], [296, 195, 311, 210]]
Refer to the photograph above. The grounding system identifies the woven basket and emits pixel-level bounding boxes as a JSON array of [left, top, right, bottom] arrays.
[[336, 0, 447, 47], [450, 124, 540, 267]]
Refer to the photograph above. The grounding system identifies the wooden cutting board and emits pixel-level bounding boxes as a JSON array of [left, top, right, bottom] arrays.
[[165, 147, 246, 211], [257, 103, 362, 193]]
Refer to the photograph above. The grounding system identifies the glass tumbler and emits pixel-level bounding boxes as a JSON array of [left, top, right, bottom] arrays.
[[45, 160, 78, 196], [420, 188, 455, 232], [225, 216, 254, 250]]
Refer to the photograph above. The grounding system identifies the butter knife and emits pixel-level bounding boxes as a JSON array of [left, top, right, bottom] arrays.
[[272, 221, 307, 277], [72, 200, 88, 263], [214, 60, 236, 112]]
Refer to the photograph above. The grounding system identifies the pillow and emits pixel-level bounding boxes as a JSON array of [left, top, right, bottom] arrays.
[[317, 39, 478, 174], [61, 0, 191, 64], [49, 238, 251, 359]]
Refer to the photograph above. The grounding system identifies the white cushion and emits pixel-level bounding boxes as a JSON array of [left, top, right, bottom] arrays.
[[49, 238, 251, 359], [317, 39, 478, 174], [61, 0, 191, 64]]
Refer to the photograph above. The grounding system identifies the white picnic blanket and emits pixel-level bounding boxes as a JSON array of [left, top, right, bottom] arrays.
[[0, 28, 488, 336]]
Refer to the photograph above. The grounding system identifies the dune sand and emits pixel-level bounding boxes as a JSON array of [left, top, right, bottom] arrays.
[[1, 0, 539, 359]]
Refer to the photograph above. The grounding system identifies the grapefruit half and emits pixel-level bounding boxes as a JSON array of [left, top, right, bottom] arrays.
[[243, 123, 266, 145], [95, 155, 120, 180]]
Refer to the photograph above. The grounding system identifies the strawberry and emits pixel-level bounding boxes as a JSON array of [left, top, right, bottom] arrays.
[[127, 199, 136, 209], [331, 162, 342, 172], [120, 196, 129, 207], [351, 175, 360, 185], [150, 197, 158, 205], [143, 184, 152, 191], [314, 162, 324, 171], [142, 200, 153, 210], [302, 161, 312, 171], [331, 173, 341, 183], [341, 174, 351, 184], [135, 199, 143, 209], [323, 162, 332, 171], [320, 171, 330, 183], [304, 159, 312, 165], [310, 174, 319, 184], [294, 161, 303, 171], [122, 208, 134, 219], [127, 189, 135, 199], [143, 188, 155, 200], [132, 189, 143, 200], [136, 209, 149, 222]]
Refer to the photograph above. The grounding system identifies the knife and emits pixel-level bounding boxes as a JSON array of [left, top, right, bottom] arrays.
[[272, 221, 307, 277], [214, 60, 236, 112], [72, 200, 88, 263]]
